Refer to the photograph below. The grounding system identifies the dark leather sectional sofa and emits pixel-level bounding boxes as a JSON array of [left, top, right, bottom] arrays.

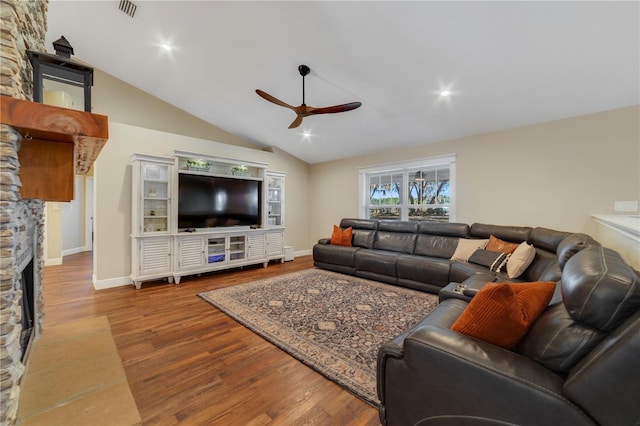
[[312, 218, 640, 426]]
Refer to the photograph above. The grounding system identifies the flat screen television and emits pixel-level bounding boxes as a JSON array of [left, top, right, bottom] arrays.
[[178, 173, 261, 229]]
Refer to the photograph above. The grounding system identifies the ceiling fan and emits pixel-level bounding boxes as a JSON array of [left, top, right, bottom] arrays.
[[256, 65, 362, 129]]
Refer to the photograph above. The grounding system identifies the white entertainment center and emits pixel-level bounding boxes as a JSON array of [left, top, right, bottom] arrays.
[[130, 150, 286, 289]]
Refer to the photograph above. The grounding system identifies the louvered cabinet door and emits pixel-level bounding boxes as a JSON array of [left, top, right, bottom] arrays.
[[176, 236, 205, 271], [266, 229, 284, 262], [138, 237, 172, 276], [247, 233, 266, 260]]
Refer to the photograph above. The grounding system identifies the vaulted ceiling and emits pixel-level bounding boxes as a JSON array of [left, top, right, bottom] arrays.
[[45, 1, 639, 164]]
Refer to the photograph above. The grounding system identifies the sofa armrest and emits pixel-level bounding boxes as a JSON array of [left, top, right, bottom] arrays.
[[378, 300, 596, 426], [461, 274, 496, 296], [317, 238, 331, 244]]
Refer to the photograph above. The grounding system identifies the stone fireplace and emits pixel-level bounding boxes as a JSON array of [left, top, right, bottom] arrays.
[[0, 2, 47, 424]]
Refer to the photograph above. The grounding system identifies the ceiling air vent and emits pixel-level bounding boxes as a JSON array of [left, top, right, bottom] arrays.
[[119, 0, 138, 18]]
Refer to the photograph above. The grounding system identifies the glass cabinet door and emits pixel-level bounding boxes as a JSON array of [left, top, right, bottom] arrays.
[[142, 162, 170, 233], [267, 173, 285, 227]]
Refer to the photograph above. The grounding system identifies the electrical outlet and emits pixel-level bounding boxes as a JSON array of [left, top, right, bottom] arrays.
[[614, 200, 638, 212]]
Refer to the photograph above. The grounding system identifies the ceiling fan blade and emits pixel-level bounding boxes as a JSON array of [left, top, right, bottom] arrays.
[[308, 102, 362, 115], [256, 89, 295, 110], [288, 114, 304, 129]]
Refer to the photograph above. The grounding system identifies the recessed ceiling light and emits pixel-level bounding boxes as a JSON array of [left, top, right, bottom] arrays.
[[440, 90, 451, 97], [161, 43, 172, 51]]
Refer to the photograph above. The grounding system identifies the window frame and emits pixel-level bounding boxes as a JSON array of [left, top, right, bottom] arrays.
[[358, 154, 456, 222]]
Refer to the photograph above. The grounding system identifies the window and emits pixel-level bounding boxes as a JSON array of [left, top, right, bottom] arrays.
[[360, 155, 455, 222]]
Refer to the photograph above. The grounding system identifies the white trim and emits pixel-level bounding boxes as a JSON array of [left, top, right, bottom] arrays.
[[93, 274, 132, 290], [62, 246, 86, 257], [44, 257, 63, 266], [84, 176, 94, 252], [358, 153, 456, 174], [295, 249, 312, 257], [592, 215, 640, 243]]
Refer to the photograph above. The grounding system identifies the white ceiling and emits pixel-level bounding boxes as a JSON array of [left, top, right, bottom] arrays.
[[45, 1, 639, 164]]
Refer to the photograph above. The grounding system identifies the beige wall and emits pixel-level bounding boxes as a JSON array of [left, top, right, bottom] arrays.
[[309, 106, 640, 265], [92, 68, 257, 149]]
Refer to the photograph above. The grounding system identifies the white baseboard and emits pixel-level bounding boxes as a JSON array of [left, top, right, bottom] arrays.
[[62, 247, 86, 257], [93, 274, 132, 290], [92, 250, 312, 290], [44, 258, 63, 266]]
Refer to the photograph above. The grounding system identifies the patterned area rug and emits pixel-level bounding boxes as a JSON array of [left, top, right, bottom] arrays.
[[198, 268, 439, 406]]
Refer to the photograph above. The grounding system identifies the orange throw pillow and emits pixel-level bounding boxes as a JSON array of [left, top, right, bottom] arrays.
[[486, 235, 520, 254], [451, 281, 556, 349], [331, 225, 353, 246]]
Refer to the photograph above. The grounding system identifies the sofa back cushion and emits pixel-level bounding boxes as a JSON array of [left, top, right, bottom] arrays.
[[414, 235, 459, 258], [516, 246, 640, 373], [340, 218, 378, 249], [520, 248, 562, 282], [556, 233, 600, 269], [374, 220, 418, 254], [413, 222, 468, 258], [528, 227, 570, 252], [470, 223, 531, 243], [562, 246, 640, 330], [418, 221, 469, 238]]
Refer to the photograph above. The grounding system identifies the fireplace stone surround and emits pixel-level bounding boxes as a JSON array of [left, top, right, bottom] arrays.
[[1, 1, 47, 424]]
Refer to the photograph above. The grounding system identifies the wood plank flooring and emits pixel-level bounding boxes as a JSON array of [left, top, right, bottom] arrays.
[[41, 252, 380, 425]]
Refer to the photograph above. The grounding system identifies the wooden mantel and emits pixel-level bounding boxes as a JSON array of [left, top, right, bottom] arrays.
[[1, 95, 109, 201]]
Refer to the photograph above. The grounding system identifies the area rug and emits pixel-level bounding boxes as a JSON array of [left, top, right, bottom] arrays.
[[198, 268, 439, 406]]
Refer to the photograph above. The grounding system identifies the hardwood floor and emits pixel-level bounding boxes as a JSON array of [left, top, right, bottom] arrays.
[[42, 252, 380, 425]]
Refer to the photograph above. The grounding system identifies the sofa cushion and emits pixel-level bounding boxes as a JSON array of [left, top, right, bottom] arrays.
[[517, 246, 640, 373], [517, 302, 607, 373], [312, 243, 359, 267], [468, 249, 509, 272], [450, 239, 488, 261], [414, 234, 459, 258], [451, 281, 556, 349], [520, 248, 561, 282], [418, 221, 469, 238], [355, 249, 399, 277], [331, 225, 352, 246], [556, 233, 600, 269], [397, 254, 451, 288], [470, 223, 531, 243], [378, 220, 419, 233], [507, 242, 536, 278], [562, 246, 640, 331], [339, 218, 378, 230], [486, 235, 520, 254], [374, 221, 419, 254], [340, 218, 378, 249], [528, 227, 571, 253]]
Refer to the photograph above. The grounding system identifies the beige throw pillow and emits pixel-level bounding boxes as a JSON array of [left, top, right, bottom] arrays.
[[450, 239, 489, 262], [507, 241, 537, 278]]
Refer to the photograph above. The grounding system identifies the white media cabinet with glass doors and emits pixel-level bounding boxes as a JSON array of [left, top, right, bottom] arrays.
[[130, 151, 285, 289]]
